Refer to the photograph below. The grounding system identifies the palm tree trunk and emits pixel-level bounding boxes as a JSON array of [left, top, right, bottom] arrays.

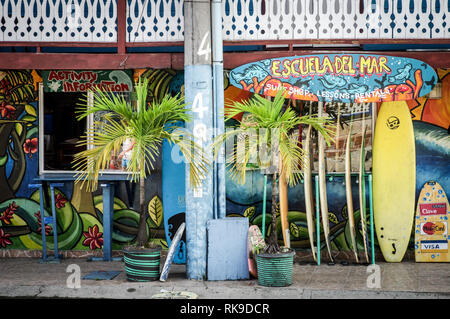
[[136, 174, 148, 247], [265, 173, 280, 254]]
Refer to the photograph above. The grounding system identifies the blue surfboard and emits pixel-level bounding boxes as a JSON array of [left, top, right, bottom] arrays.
[[162, 137, 186, 264]]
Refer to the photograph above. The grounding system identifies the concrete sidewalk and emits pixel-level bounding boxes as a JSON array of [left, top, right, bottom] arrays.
[[0, 257, 449, 299]]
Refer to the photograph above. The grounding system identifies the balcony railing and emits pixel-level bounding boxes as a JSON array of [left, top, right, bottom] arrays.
[[1, 0, 449, 44]]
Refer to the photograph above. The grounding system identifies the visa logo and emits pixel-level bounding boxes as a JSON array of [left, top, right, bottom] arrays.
[[420, 240, 448, 252]]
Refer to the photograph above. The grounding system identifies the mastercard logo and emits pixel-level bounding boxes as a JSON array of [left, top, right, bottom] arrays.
[[421, 222, 447, 236]]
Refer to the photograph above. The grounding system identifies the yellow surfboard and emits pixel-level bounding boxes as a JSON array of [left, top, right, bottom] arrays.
[[373, 101, 415, 262]]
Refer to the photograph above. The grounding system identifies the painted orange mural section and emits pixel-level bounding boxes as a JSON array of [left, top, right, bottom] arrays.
[[408, 69, 450, 129]]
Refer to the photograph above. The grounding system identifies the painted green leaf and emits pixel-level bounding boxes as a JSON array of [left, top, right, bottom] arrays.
[[93, 195, 127, 214], [26, 126, 38, 139], [328, 212, 338, 224], [0, 155, 7, 167], [332, 231, 351, 251], [113, 209, 141, 243], [25, 104, 36, 117], [15, 123, 23, 137], [289, 222, 300, 238], [152, 238, 168, 249], [52, 206, 82, 250], [148, 196, 163, 227], [21, 114, 36, 123], [342, 205, 348, 219], [243, 206, 255, 219]]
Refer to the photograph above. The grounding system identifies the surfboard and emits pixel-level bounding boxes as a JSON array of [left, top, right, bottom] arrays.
[[160, 222, 185, 282], [247, 225, 266, 277], [303, 124, 317, 261], [279, 155, 290, 248], [373, 100, 415, 263], [359, 124, 369, 263], [162, 138, 186, 264], [335, 103, 341, 172], [345, 129, 359, 263], [415, 181, 450, 262], [318, 102, 333, 262]]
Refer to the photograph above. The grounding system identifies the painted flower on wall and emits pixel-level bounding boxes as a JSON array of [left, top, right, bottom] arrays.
[[55, 194, 68, 209], [0, 77, 13, 95], [0, 202, 18, 225], [34, 212, 52, 236], [82, 225, 103, 250], [23, 138, 38, 158], [0, 101, 16, 119], [0, 229, 12, 248]]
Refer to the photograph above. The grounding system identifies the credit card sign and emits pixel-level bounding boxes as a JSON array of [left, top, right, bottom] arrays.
[[419, 203, 447, 216], [420, 240, 448, 252]]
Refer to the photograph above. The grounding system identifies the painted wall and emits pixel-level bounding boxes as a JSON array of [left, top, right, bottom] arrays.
[[0, 70, 166, 252], [225, 68, 450, 253], [0, 67, 448, 255]]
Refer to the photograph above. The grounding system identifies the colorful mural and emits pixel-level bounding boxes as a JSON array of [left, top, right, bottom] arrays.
[[225, 68, 449, 253], [0, 67, 448, 257], [0, 70, 167, 252]]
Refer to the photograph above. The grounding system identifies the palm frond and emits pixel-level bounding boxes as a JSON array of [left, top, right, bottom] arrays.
[[72, 76, 209, 191], [213, 89, 336, 187]]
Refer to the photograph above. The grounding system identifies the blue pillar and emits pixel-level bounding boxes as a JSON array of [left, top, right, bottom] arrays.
[[184, 65, 214, 280], [184, 0, 225, 280]]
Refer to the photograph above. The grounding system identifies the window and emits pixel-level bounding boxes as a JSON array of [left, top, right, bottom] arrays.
[[38, 83, 129, 174]]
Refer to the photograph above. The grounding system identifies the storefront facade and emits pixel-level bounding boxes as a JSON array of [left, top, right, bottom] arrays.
[[0, 1, 449, 265]]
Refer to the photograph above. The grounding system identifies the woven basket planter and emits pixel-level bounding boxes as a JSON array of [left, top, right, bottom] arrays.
[[255, 249, 295, 287], [123, 246, 161, 282]]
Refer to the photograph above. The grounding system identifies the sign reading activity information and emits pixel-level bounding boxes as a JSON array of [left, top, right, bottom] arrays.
[[42, 70, 133, 93], [229, 54, 438, 103]]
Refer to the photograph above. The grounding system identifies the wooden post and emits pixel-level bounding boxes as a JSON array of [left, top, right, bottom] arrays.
[[117, 0, 126, 55]]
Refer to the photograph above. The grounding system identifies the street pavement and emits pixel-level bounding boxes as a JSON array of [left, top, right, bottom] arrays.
[[0, 256, 448, 299]]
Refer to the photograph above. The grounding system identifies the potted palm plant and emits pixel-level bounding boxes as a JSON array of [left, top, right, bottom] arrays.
[[213, 90, 334, 287], [72, 77, 209, 281]]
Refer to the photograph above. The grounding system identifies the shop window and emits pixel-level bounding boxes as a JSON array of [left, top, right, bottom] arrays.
[[38, 83, 128, 174]]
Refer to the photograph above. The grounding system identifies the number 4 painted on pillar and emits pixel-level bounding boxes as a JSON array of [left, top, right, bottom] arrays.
[[197, 32, 211, 62], [192, 93, 208, 119]]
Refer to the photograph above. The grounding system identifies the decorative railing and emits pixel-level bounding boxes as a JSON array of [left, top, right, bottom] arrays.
[[0, 0, 118, 42], [222, 0, 450, 41], [1, 0, 449, 43]]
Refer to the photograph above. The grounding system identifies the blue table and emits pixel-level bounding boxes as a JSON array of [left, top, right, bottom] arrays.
[[32, 173, 131, 262]]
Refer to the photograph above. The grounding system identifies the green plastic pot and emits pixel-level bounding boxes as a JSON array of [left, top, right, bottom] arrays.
[[255, 249, 295, 287], [123, 246, 161, 282]]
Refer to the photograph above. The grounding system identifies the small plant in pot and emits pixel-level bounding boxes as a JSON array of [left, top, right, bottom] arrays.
[[212, 90, 334, 286], [73, 77, 209, 282]]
